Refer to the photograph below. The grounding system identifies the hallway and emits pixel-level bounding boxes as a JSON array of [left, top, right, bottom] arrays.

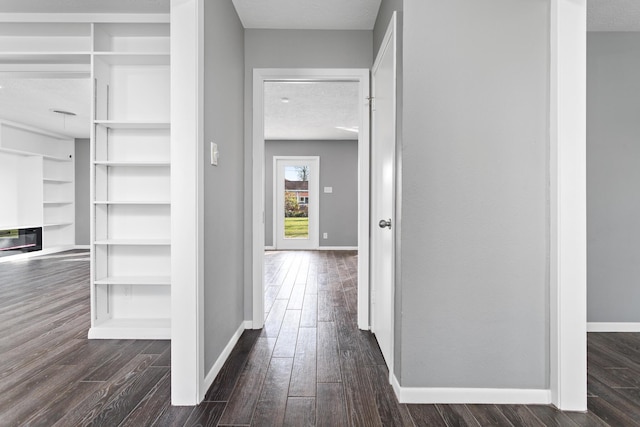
[[200, 250, 614, 426]]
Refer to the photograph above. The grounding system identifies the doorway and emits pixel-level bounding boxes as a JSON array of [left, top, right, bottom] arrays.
[[274, 156, 319, 250], [252, 69, 371, 330]]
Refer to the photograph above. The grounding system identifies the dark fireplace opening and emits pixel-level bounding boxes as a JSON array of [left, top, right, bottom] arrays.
[[0, 227, 43, 257]]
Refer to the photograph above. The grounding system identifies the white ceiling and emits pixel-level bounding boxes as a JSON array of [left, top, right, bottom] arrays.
[[0, 0, 168, 14], [264, 81, 360, 140], [0, 0, 636, 143], [588, 0, 640, 31], [0, 78, 90, 138], [232, 0, 382, 30]]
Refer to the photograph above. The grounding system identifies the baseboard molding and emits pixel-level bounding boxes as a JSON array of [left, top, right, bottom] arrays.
[[201, 321, 251, 400], [88, 326, 171, 340], [588, 322, 640, 332], [264, 246, 357, 251], [391, 375, 551, 405], [75, 245, 91, 250], [317, 246, 358, 251]]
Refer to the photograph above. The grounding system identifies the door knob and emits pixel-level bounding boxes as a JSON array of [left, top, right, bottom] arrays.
[[379, 219, 392, 229]]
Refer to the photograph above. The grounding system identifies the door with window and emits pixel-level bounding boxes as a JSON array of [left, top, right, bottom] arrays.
[[274, 157, 319, 250]]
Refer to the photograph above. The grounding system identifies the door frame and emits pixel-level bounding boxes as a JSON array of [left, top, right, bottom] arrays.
[[370, 11, 397, 379], [273, 156, 320, 250], [252, 68, 371, 329]]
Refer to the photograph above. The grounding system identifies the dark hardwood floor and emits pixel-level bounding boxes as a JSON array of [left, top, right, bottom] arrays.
[[2, 250, 640, 426]]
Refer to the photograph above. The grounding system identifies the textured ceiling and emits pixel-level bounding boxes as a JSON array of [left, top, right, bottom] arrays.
[[0, 78, 90, 138], [232, 0, 382, 30], [0, 0, 169, 14], [588, 0, 640, 31], [264, 81, 360, 140]]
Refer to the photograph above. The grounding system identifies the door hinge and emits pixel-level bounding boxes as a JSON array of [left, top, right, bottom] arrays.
[[367, 96, 375, 112]]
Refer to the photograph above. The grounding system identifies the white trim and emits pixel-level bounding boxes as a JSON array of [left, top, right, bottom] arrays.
[[549, 0, 587, 412], [88, 325, 170, 340], [201, 321, 250, 397], [392, 375, 551, 405], [0, 13, 169, 23], [170, 0, 204, 406], [0, 246, 77, 263], [252, 68, 370, 331], [264, 246, 276, 251], [75, 245, 91, 250], [587, 323, 640, 332], [317, 246, 358, 251]]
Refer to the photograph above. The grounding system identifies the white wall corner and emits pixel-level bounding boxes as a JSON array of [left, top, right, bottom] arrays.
[[201, 322, 249, 399], [549, 0, 587, 412], [392, 375, 551, 405], [170, 0, 205, 406]]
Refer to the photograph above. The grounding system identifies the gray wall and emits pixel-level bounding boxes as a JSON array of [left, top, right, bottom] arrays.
[[244, 29, 373, 318], [398, 0, 549, 388], [587, 33, 640, 322], [74, 138, 90, 245], [265, 140, 358, 248], [203, 0, 245, 372]]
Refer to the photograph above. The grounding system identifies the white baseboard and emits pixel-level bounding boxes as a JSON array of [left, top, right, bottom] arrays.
[[88, 326, 171, 340], [75, 245, 91, 250], [317, 246, 358, 251], [264, 246, 357, 251], [391, 375, 551, 405], [200, 320, 251, 399], [588, 322, 640, 332]]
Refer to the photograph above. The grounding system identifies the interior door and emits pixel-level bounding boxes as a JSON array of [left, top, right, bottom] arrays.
[[274, 157, 319, 250], [370, 14, 397, 370]]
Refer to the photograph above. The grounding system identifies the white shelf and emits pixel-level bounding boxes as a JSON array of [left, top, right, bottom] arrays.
[[43, 222, 73, 228], [0, 146, 71, 162], [0, 224, 40, 230], [43, 178, 72, 183], [88, 318, 171, 340], [94, 201, 170, 205], [43, 201, 73, 205], [93, 52, 169, 66], [94, 161, 170, 167], [94, 239, 170, 246], [94, 120, 170, 130], [94, 276, 171, 286], [0, 52, 90, 64], [90, 21, 171, 340]]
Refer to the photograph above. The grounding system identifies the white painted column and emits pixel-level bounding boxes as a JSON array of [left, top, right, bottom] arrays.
[[549, 0, 587, 412], [170, 0, 205, 405]]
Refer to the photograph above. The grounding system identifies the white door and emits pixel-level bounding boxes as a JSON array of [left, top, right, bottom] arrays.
[[274, 157, 319, 250], [370, 14, 397, 370]]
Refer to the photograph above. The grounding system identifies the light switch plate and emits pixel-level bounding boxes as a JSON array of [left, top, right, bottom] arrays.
[[210, 142, 219, 166], [324, 187, 333, 193]]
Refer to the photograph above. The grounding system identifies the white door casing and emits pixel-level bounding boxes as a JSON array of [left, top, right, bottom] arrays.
[[274, 156, 319, 250], [252, 69, 370, 330], [370, 13, 397, 373]]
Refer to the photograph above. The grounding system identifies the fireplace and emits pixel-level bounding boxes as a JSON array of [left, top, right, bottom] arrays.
[[0, 227, 43, 257]]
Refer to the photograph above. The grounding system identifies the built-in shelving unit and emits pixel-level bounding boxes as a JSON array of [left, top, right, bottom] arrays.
[[0, 121, 75, 252], [89, 21, 171, 340]]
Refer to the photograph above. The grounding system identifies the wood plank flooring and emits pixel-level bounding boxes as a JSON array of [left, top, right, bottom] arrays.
[[4, 250, 640, 426]]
